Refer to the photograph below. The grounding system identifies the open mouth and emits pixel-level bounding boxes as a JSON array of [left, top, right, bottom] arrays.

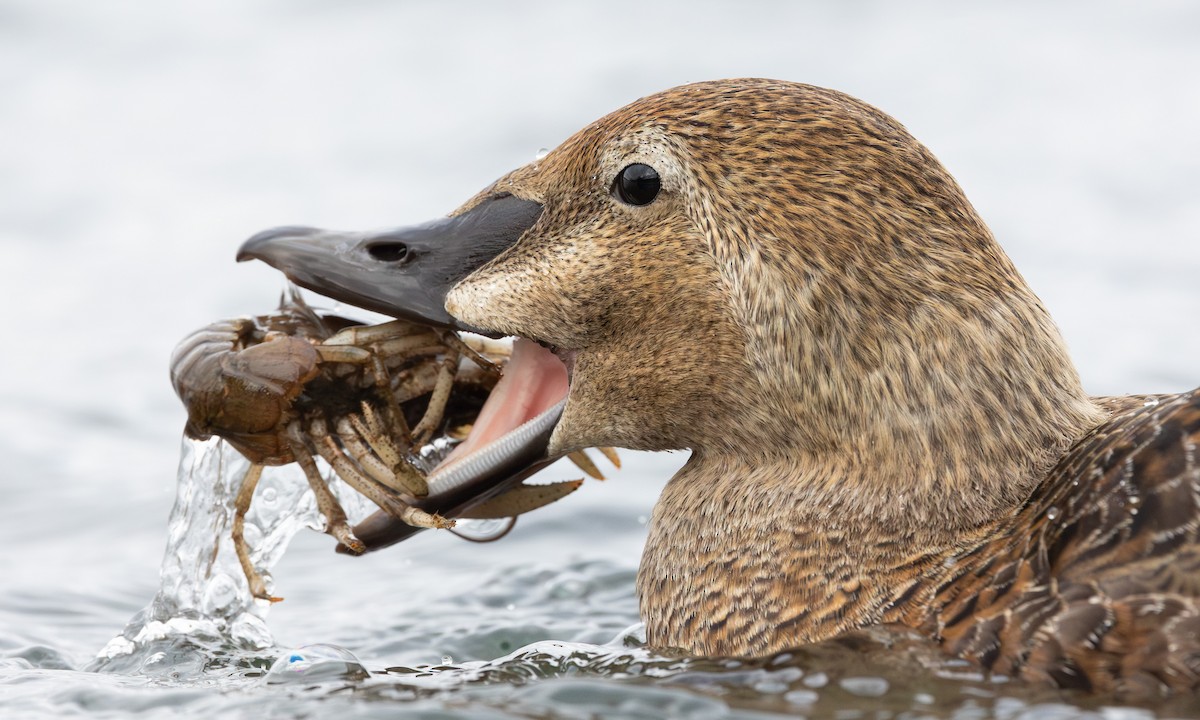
[[428, 336, 570, 481], [342, 335, 575, 551]]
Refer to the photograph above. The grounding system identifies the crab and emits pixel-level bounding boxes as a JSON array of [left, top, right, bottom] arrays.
[[170, 293, 491, 598]]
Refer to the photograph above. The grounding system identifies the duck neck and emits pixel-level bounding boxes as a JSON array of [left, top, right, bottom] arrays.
[[716, 259, 1107, 533], [638, 444, 1055, 655], [732, 347, 1105, 535], [639, 451, 983, 654]]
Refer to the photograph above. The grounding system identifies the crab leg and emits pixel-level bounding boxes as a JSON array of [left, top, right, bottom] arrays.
[[369, 351, 412, 444], [372, 334, 448, 358], [349, 404, 431, 496], [567, 451, 606, 480], [315, 344, 412, 444], [439, 330, 503, 376], [337, 416, 429, 497], [457, 335, 513, 363], [309, 419, 453, 530], [597, 447, 621, 468], [322, 319, 429, 346], [351, 404, 403, 466], [458, 480, 584, 520], [286, 422, 365, 554], [390, 363, 443, 404], [231, 463, 280, 602], [410, 352, 459, 445]]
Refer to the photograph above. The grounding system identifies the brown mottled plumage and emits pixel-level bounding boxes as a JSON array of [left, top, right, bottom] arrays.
[[443, 79, 1200, 695]]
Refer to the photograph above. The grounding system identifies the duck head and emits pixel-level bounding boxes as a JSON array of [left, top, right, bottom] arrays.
[[241, 79, 1102, 541]]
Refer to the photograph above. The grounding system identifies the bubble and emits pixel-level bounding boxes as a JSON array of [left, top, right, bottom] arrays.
[[265, 644, 369, 685]]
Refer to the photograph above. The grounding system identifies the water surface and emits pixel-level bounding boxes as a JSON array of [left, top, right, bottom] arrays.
[[2, 2, 1199, 717]]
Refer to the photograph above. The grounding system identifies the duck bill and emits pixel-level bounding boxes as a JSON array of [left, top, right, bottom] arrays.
[[340, 441, 560, 552], [236, 194, 543, 335]]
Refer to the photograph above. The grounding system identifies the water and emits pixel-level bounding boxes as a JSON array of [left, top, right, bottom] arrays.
[[88, 438, 369, 678], [3, 1, 1200, 717]]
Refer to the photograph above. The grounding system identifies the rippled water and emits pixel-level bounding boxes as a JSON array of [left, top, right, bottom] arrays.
[[3, 1, 1200, 717]]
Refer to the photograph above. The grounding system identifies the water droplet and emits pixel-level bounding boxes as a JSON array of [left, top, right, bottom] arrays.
[[1128, 495, 1142, 506], [441, 655, 454, 665], [534, 147, 550, 160], [1046, 506, 1060, 521], [803, 671, 828, 688], [261, 487, 278, 504]]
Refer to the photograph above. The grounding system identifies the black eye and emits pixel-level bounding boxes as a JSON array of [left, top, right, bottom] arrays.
[[613, 163, 661, 206]]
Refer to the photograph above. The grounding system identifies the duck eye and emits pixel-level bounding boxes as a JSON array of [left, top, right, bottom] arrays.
[[613, 163, 661, 206]]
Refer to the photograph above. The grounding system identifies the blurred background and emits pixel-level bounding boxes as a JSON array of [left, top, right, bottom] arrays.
[[1, 0, 1197, 716]]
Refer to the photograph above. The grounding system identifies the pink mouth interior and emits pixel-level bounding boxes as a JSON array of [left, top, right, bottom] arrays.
[[433, 338, 569, 471]]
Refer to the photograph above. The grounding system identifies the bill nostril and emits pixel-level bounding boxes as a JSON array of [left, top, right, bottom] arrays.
[[367, 243, 409, 263]]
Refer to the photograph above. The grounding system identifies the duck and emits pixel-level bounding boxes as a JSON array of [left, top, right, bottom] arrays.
[[238, 78, 1200, 696]]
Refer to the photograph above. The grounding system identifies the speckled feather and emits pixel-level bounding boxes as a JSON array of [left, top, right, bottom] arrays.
[[442, 79, 1200, 695], [909, 391, 1200, 695]]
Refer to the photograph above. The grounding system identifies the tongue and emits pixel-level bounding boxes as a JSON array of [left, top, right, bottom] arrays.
[[435, 338, 569, 471]]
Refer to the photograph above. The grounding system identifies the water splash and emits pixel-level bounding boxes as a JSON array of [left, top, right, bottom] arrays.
[[89, 437, 374, 677]]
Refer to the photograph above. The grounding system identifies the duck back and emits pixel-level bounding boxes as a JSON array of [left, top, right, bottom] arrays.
[[928, 388, 1200, 694]]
